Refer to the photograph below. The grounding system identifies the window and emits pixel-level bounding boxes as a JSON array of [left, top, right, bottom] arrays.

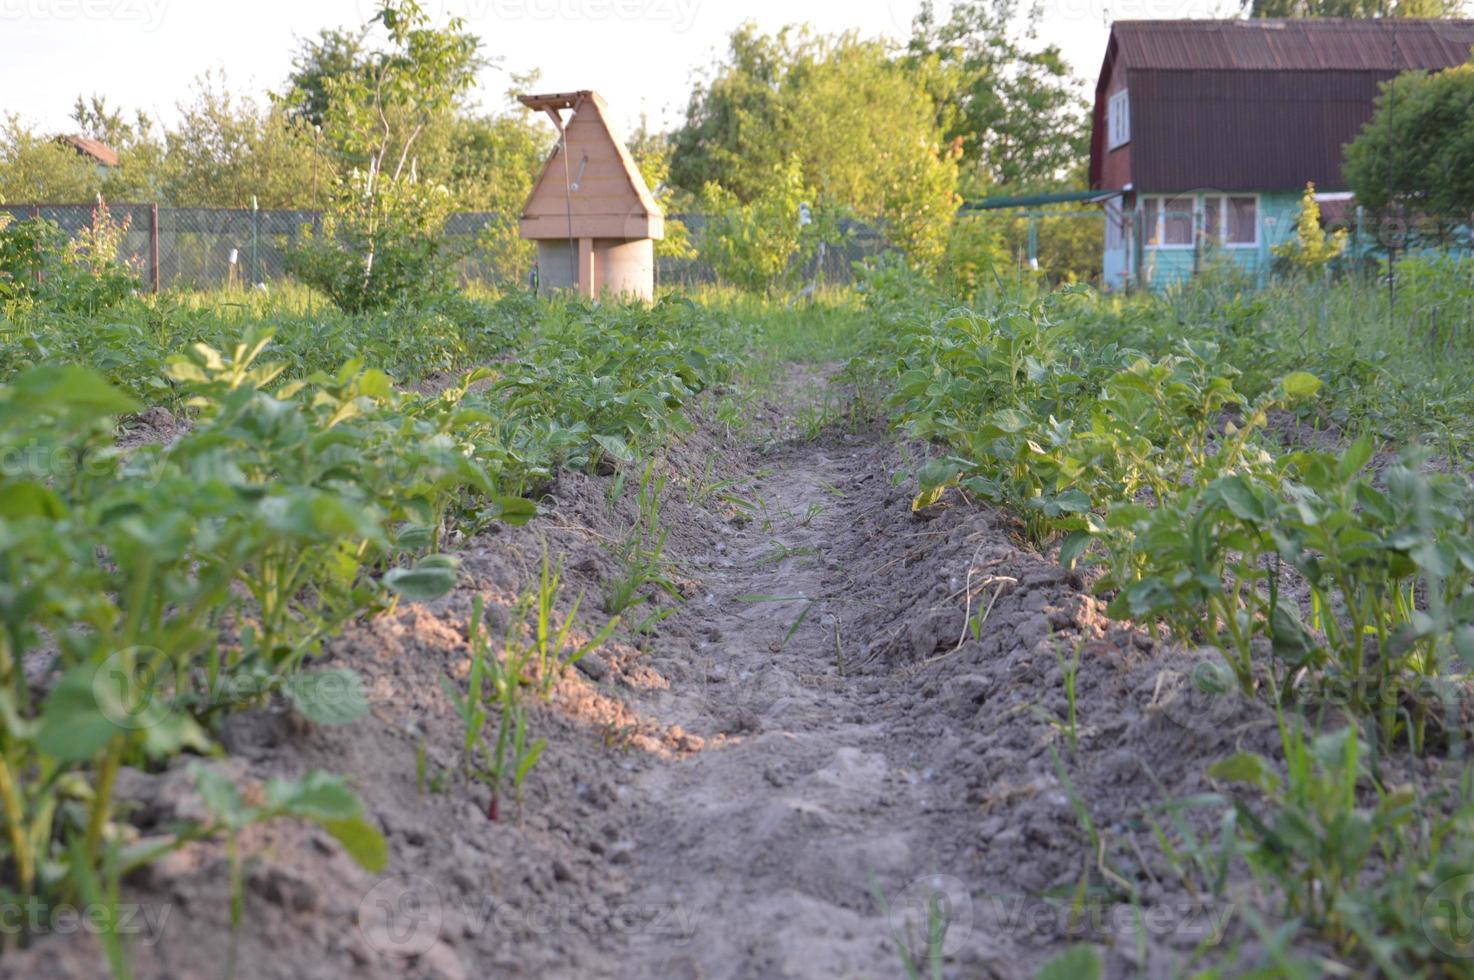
[[1142, 194, 1259, 249], [1163, 196, 1194, 245], [1203, 195, 1222, 240], [1107, 90, 1130, 149], [1226, 197, 1257, 245]]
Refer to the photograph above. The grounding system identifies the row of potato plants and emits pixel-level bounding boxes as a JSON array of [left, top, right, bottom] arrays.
[[850, 284, 1474, 971], [0, 298, 737, 960]]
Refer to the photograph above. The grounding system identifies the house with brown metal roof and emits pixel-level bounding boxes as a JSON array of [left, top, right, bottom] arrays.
[[55, 135, 120, 170], [1089, 18, 1474, 289]]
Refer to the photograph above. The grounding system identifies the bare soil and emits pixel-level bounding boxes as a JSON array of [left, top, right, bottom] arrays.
[[10, 364, 1409, 979]]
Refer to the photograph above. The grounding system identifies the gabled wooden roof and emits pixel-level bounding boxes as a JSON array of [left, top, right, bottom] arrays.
[[518, 90, 663, 241]]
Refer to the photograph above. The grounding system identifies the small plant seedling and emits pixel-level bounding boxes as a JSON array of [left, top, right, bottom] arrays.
[[870, 877, 948, 980], [443, 561, 617, 822], [1055, 640, 1084, 753], [605, 459, 681, 615], [759, 540, 818, 569]]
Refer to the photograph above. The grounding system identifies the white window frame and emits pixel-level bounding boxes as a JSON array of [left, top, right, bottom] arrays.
[[1207, 194, 1261, 249], [1142, 195, 1197, 250], [1141, 193, 1261, 250], [1107, 90, 1130, 150]]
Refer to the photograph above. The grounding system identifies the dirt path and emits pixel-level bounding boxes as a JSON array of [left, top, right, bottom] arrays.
[[616, 431, 928, 978], [600, 368, 1260, 978]]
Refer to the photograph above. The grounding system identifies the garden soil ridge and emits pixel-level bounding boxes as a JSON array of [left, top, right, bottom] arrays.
[[7, 365, 1299, 979]]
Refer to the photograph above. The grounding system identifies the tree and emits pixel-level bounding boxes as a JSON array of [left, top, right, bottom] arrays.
[[668, 24, 793, 204], [281, 28, 380, 128], [0, 116, 100, 202], [1244, 0, 1465, 17], [1343, 63, 1474, 238], [164, 73, 333, 209], [71, 95, 154, 155], [670, 26, 959, 269], [286, 0, 483, 309], [698, 157, 814, 293], [903, 0, 1087, 192]]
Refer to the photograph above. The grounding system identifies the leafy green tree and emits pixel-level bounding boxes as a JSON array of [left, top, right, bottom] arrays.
[[784, 34, 959, 267], [670, 26, 958, 268], [669, 24, 790, 204], [164, 73, 333, 209], [1245, 0, 1465, 17], [0, 116, 100, 202], [903, 0, 1087, 192], [281, 28, 380, 128], [287, 0, 482, 309], [1343, 63, 1474, 232], [697, 157, 814, 293], [70, 95, 155, 156]]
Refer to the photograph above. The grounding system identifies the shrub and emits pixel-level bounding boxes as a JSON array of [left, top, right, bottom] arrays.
[[697, 158, 817, 294], [1273, 183, 1348, 277], [286, 170, 456, 312], [0, 199, 139, 313]]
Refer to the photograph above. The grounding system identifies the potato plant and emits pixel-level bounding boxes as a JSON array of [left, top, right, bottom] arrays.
[[851, 267, 1474, 973], [0, 296, 736, 958]]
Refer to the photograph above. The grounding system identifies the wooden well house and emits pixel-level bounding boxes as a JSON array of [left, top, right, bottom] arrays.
[[518, 90, 664, 300]]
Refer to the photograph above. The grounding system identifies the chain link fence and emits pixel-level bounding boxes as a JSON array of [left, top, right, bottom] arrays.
[[0, 203, 895, 293]]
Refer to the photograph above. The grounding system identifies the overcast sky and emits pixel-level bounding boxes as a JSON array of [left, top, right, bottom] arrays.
[[0, 0, 1225, 138]]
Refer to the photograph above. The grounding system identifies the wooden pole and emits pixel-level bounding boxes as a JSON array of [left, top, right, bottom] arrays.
[[149, 203, 161, 293]]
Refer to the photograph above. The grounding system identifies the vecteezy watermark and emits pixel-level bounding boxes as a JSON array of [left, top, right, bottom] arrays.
[[1422, 874, 1474, 959], [888, 875, 974, 958], [355, 875, 700, 957], [357, 0, 701, 32], [93, 646, 180, 731], [0, 0, 168, 30], [0, 439, 166, 486], [0, 899, 173, 946], [359, 875, 444, 957]]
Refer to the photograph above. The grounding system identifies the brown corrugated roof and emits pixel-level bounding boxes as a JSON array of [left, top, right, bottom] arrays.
[[56, 135, 119, 167], [1092, 18, 1474, 192], [1112, 18, 1474, 72]]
